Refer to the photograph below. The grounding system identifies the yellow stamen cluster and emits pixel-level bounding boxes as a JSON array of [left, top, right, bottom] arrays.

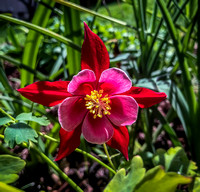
[[85, 90, 111, 119]]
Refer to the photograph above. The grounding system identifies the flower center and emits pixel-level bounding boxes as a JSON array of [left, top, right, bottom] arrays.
[[84, 90, 111, 119]]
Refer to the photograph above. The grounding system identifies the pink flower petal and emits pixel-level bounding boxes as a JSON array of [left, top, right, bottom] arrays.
[[108, 95, 138, 126], [17, 81, 71, 107], [55, 126, 81, 161], [106, 126, 129, 160], [99, 68, 132, 95], [68, 69, 96, 96], [81, 22, 110, 80], [58, 96, 87, 132], [122, 87, 167, 108], [82, 113, 114, 144]]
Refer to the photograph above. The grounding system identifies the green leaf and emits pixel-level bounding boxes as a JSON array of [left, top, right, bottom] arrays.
[[104, 156, 145, 192], [16, 113, 50, 126], [0, 117, 12, 126], [105, 156, 192, 192], [0, 174, 18, 184], [153, 108, 182, 147], [0, 14, 81, 53], [0, 54, 48, 81], [136, 79, 190, 138], [193, 177, 200, 192], [153, 147, 197, 176], [135, 166, 192, 192], [0, 182, 24, 192], [4, 122, 38, 148], [0, 61, 13, 93], [20, 0, 55, 87], [63, 0, 81, 76], [0, 155, 26, 184], [156, 0, 197, 121], [110, 53, 131, 65], [187, 0, 198, 18], [54, 0, 132, 28]]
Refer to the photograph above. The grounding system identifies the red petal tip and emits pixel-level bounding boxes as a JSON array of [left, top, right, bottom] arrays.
[[81, 22, 110, 80]]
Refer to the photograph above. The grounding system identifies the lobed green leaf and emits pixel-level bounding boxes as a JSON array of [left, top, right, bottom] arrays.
[[0, 182, 24, 192], [104, 155, 192, 192], [0, 117, 12, 126], [104, 156, 145, 192], [0, 155, 26, 184], [16, 112, 50, 126], [135, 166, 192, 192], [193, 177, 200, 192], [4, 122, 38, 148], [153, 147, 197, 176]]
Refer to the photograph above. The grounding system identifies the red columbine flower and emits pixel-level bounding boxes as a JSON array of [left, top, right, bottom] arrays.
[[18, 23, 167, 161], [58, 67, 138, 145]]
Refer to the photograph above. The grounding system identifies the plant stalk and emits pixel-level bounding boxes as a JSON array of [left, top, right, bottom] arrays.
[[103, 143, 116, 171]]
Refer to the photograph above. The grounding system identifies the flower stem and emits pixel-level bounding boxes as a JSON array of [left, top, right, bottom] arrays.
[[103, 143, 116, 171], [37, 131, 59, 143], [0, 131, 116, 175], [75, 148, 116, 174], [0, 107, 16, 122], [0, 109, 116, 175], [0, 134, 4, 140], [30, 143, 83, 192]]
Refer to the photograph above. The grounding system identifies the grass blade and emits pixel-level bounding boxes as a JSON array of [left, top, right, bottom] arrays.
[[0, 54, 48, 80], [63, 0, 81, 76], [20, 0, 55, 87], [0, 15, 81, 52], [54, 0, 136, 30], [156, 0, 196, 113], [153, 108, 182, 147]]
